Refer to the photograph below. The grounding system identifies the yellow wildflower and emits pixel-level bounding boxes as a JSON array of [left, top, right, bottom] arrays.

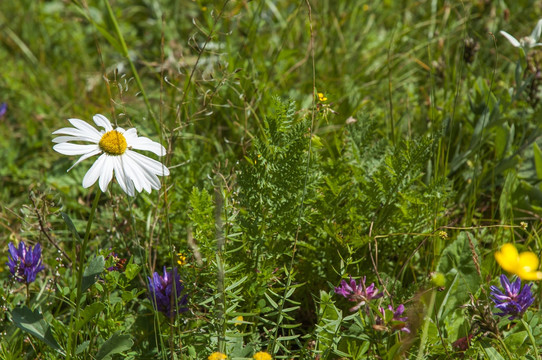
[[495, 243, 542, 280], [234, 315, 243, 326], [208, 352, 227, 360], [177, 253, 187, 266], [438, 231, 448, 239], [253, 351, 272, 360], [317, 92, 328, 102]]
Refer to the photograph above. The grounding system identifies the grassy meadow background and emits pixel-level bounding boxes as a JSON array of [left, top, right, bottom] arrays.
[[2, 0, 542, 358]]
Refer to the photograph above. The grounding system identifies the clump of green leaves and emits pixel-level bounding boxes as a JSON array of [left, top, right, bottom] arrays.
[[237, 97, 318, 261]]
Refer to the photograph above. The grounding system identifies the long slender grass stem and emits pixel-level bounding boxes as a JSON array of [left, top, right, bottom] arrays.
[[68, 189, 101, 360], [103, 0, 159, 134]]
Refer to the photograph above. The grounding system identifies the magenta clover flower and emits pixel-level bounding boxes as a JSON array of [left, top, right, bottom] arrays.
[[490, 274, 535, 320], [334, 276, 383, 312], [148, 266, 188, 318], [7, 241, 45, 284], [379, 304, 410, 333]]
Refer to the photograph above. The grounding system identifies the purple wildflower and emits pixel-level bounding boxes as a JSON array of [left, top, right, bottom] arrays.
[[334, 276, 383, 312], [147, 266, 188, 318], [7, 241, 45, 283], [490, 274, 535, 320], [379, 304, 410, 333], [0, 103, 6, 118]]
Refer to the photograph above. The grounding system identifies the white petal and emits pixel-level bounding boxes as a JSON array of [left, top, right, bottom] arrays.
[[531, 19, 542, 42], [93, 114, 113, 132], [53, 143, 100, 156], [122, 128, 139, 145], [125, 150, 170, 176], [113, 156, 127, 193], [67, 148, 102, 171], [53, 136, 91, 144], [82, 154, 107, 189], [52, 127, 101, 143], [120, 156, 145, 193], [98, 156, 114, 193], [138, 163, 160, 191], [500, 31, 521, 47], [127, 157, 153, 193], [68, 118, 102, 138], [143, 169, 161, 190], [123, 128, 138, 141], [129, 136, 167, 156], [111, 157, 131, 196], [126, 152, 166, 192]]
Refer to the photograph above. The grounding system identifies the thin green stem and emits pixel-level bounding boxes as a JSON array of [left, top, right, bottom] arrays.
[[68, 189, 101, 360], [496, 334, 514, 359], [521, 318, 539, 359], [103, 0, 160, 134]]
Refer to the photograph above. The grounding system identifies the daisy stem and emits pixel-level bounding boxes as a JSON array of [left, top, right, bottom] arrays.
[[68, 189, 101, 360], [103, 0, 160, 134]]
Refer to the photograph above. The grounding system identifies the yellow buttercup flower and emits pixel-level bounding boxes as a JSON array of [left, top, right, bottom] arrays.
[[208, 352, 227, 360], [253, 351, 272, 360], [495, 243, 542, 280], [234, 315, 243, 326]]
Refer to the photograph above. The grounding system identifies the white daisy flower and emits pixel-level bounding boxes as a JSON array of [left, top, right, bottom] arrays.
[[52, 114, 170, 196]]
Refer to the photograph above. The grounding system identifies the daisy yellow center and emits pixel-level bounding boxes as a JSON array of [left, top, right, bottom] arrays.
[[99, 130, 127, 155]]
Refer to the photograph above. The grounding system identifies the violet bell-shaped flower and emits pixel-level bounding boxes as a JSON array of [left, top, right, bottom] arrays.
[[334, 276, 383, 312], [490, 274, 534, 320], [148, 266, 188, 318], [7, 241, 45, 284]]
